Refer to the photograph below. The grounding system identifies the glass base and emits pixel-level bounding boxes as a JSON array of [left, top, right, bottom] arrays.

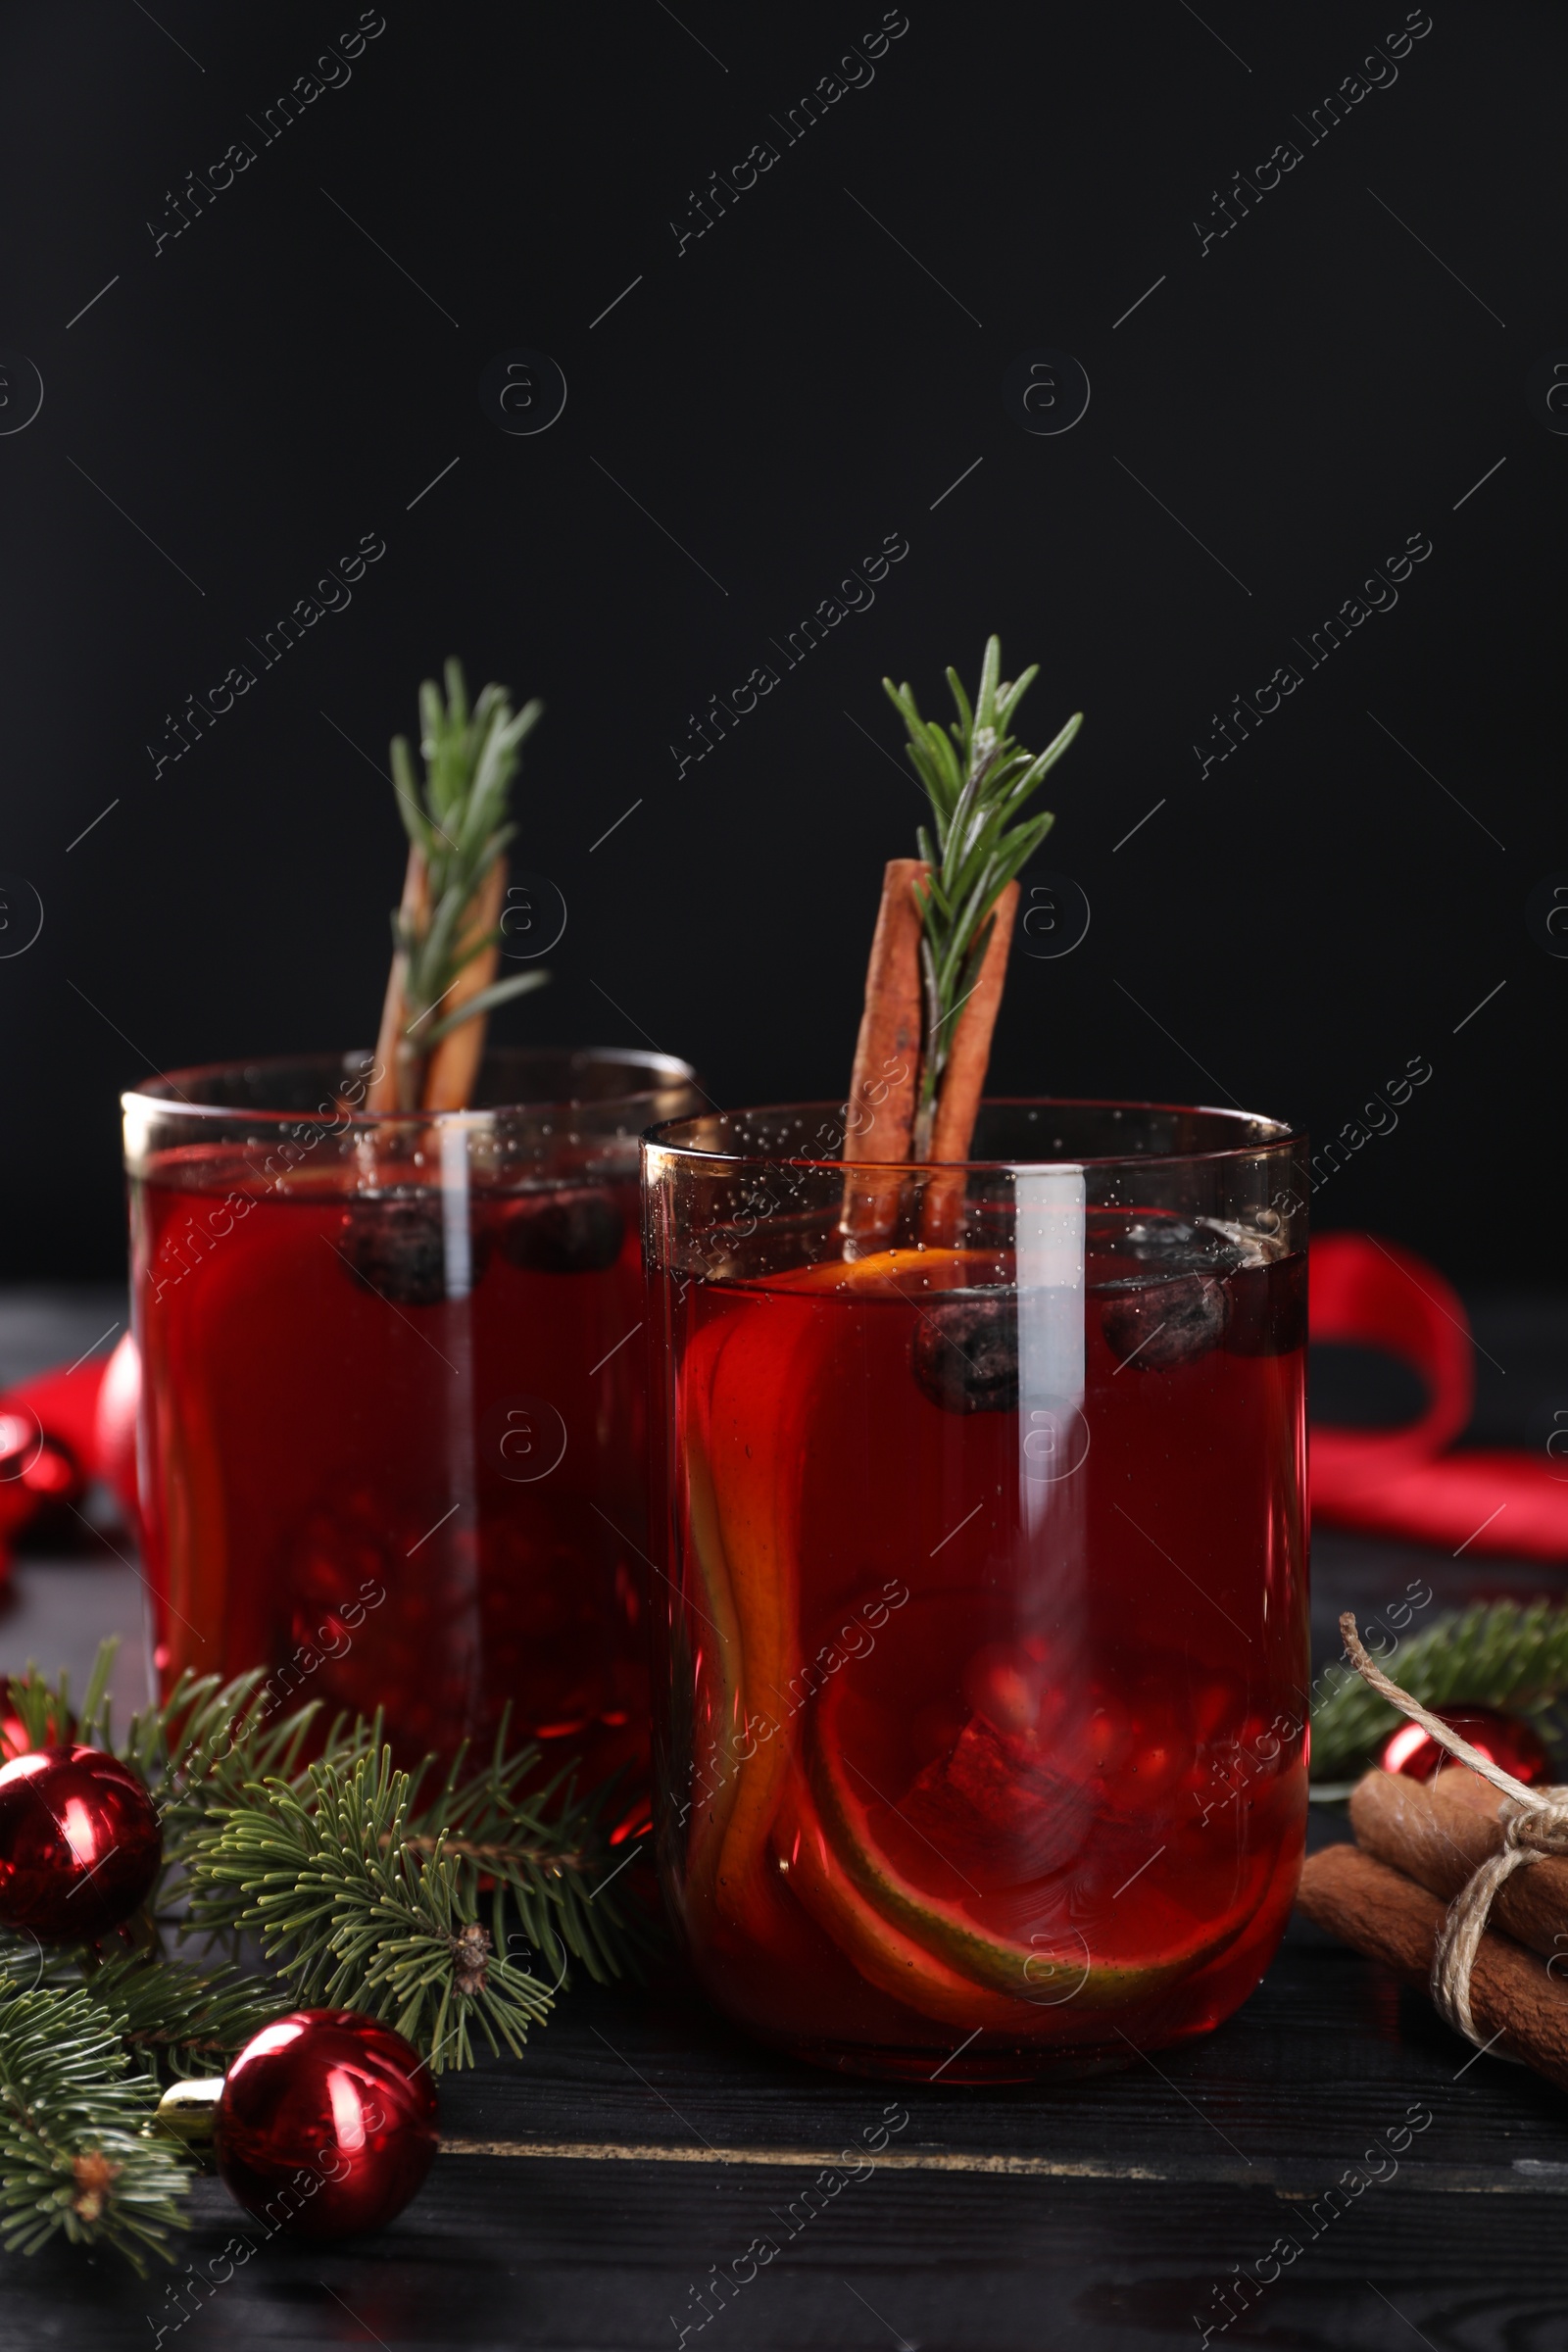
[[695, 1884, 1298, 2085]]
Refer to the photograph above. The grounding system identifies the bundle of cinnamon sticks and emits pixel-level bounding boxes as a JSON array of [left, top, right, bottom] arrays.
[[846, 861, 1018, 1171], [1298, 1764, 1568, 2089]]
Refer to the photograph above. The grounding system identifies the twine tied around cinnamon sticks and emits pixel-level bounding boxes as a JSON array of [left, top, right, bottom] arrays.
[[1339, 1610, 1568, 2050]]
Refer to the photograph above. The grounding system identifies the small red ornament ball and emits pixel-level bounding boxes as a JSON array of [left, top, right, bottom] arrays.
[[0, 1702, 74, 1762], [1380, 1705, 1552, 1787], [215, 2010, 439, 2240], [0, 1745, 162, 1939]]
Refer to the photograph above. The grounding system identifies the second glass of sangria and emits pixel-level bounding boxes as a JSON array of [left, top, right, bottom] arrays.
[[126, 1046, 700, 1806]]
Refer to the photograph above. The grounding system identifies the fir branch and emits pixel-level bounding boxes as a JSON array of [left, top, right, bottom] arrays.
[[883, 635, 1082, 1154], [1310, 1601, 1568, 1782], [0, 1980, 191, 2272], [135, 1673, 377, 1892], [12, 1645, 377, 1910], [0, 1936, 275, 2084], [83, 1957, 281, 2081], [184, 1749, 559, 2073], [4, 1641, 115, 1752], [401, 1720, 641, 1986], [5, 1643, 646, 2122], [8, 1645, 341, 1841], [0, 1929, 83, 1996], [0, 1648, 651, 2272]]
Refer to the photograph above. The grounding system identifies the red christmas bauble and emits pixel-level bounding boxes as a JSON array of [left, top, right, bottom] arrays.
[[1380, 1705, 1552, 1788], [215, 2009, 438, 2239], [94, 1332, 142, 1535], [0, 1404, 82, 1506], [0, 1745, 162, 1938], [0, 1702, 75, 1762]]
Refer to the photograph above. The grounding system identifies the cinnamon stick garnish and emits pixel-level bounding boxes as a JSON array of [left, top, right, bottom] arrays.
[[920, 881, 1020, 1245], [925, 882, 1020, 1165], [422, 858, 508, 1112], [368, 845, 429, 1112], [1297, 1841, 1568, 2090], [1350, 1765, 1568, 1968], [840, 859, 926, 1249], [366, 846, 509, 1113]]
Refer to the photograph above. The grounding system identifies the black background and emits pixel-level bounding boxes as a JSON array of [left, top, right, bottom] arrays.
[[1, 0, 1561, 1284]]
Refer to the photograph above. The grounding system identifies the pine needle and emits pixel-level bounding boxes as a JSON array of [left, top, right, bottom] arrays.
[[185, 1748, 560, 2073], [0, 1980, 191, 2271], [86, 1957, 282, 2080]]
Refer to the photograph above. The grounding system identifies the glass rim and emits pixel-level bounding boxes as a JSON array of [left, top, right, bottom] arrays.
[[642, 1096, 1304, 1175], [122, 1045, 698, 1128]]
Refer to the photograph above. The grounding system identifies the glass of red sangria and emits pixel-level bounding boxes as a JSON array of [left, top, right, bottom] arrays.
[[643, 1100, 1308, 2081], [124, 1047, 699, 1798]]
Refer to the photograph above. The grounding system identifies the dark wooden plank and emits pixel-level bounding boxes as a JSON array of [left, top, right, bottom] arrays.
[[428, 1911, 1568, 2186], [10, 1923, 1557, 2352], [7, 2162, 1568, 2352], [6, 1921, 1562, 2351]]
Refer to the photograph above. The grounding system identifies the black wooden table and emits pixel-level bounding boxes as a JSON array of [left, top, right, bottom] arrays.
[[3, 1288, 1567, 2351]]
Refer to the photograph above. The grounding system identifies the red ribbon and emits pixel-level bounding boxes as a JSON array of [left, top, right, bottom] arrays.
[[1, 1243, 1564, 1582], [1311, 1232, 1568, 1560]]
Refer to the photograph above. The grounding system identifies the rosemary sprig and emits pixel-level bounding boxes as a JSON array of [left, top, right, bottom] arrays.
[[383, 658, 549, 1107], [883, 636, 1081, 1155]]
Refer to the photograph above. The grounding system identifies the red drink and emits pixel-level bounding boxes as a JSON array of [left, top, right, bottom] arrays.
[[126, 1051, 699, 1793], [646, 1104, 1309, 2080]]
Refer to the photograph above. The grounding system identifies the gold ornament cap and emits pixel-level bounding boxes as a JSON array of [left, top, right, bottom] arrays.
[[154, 2076, 224, 2146]]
